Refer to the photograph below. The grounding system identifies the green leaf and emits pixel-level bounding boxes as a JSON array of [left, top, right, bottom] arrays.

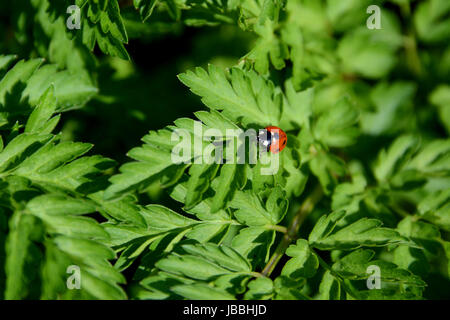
[[231, 227, 275, 268], [309, 210, 346, 243], [54, 235, 116, 261], [169, 181, 237, 243], [331, 162, 367, 215], [407, 139, 450, 175], [134, 0, 158, 21], [393, 217, 441, 276], [5, 212, 43, 299], [373, 135, 420, 184], [93, 194, 147, 228], [214, 272, 250, 296], [25, 86, 57, 134], [244, 277, 274, 300], [361, 82, 416, 135], [22, 65, 98, 111], [104, 128, 181, 199], [230, 187, 288, 226], [10, 138, 116, 193], [185, 163, 220, 210], [317, 270, 341, 300], [281, 1, 334, 89], [280, 138, 307, 197], [332, 249, 426, 287], [155, 243, 252, 280], [245, 19, 288, 74], [141, 204, 197, 232], [273, 276, 308, 300], [79, 269, 127, 300], [26, 195, 108, 240], [309, 211, 410, 250], [281, 239, 319, 280], [326, 0, 372, 32], [26, 194, 96, 216], [309, 149, 346, 195], [0, 58, 97, 125], [414, 0, 450, 43], [418, 189, 450, 232], [443, 241, 450, 275], [104, 110, 236, 200], [165, 0, 182, 20], [313, 97, 359, 148], [79, 0, 130, 59], [136, 271, 191, 299], [0, 59, 43, 106], [210, 164, 246, 213], [181, 243, 251, 272], [280, 81, 313, 130], [337, 13, 402, 78], [178, 65, 282, 126], [430, 85, 450, 134], [0, 133, 53, 173], [0, 55, 17, 73]]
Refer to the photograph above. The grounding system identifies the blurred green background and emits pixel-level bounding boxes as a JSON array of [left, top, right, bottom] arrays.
[[0, 0, 449, 299]]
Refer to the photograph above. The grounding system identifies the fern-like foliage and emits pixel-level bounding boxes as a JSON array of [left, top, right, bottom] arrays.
[[101, 61, 441, 299], [0, 56, 97, 129], [1, 0, 449, 301], [0, 85, 126, 299], [44, 0, 130, 59]]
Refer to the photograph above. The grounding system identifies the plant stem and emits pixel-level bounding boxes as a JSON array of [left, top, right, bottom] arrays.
[[261, 184, 323, 276], [400, 1, 422, 76], [265, 224, 288, 233], [404, 35, 422, 76]]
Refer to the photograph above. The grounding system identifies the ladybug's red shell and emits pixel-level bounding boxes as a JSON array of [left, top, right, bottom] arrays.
[[264, 126, 287, 153]]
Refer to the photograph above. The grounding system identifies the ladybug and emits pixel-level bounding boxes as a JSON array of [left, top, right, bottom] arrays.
[[257, 126, 287, 154]]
